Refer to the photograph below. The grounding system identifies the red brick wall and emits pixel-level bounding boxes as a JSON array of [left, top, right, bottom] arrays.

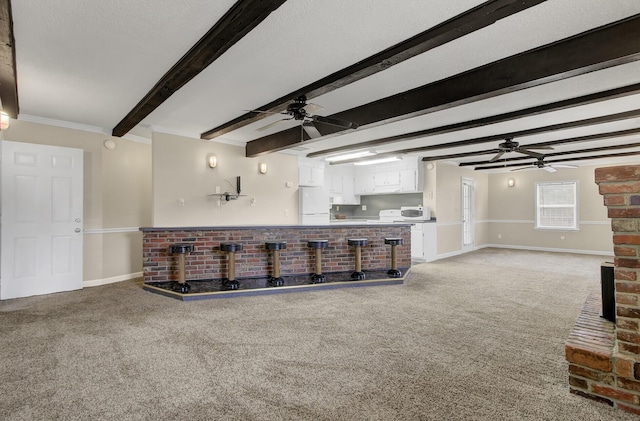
[[141, 225, 411, 282], [566, 164, 640, 415]]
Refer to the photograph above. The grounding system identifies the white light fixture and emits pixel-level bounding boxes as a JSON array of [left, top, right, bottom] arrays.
[[208, 154, 217, 168], [0, 111, 9, 130], [507, 178, 515, 187], [259, 162, 267, 174], [325, 150, 375, 162], [354, 156, 402, 166]]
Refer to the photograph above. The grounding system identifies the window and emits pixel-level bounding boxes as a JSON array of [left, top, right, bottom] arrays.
[[535, 181, 578, 230]]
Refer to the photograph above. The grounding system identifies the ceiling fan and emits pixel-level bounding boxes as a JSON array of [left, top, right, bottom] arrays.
[[512, 157, 578, 173], [251, 95, 359, 138], [490, 138, 553, 162]]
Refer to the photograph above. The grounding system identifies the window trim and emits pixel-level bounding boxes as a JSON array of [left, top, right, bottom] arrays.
[[534, 180, 579, 231]]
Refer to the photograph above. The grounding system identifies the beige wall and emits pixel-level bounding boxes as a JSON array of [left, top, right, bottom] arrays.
[[2, 119, 152, 283], [152, 132, 299, 227], [431, 162, 489, 257], [487, 165, 611, 254]]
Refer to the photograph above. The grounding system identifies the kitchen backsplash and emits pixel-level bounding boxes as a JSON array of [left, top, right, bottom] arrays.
[[331, 193, 423, 219]]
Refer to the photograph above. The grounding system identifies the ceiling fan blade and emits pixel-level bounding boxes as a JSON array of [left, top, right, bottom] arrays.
[[525, 145, 554, 150], [543, 166, 557, 173], [256, 117, 293, 132], [518, 148, 545, 159], [312, 115, 359, 129], [302, 103, 323, 116], [490, 151, 505, 162], [302, 121, 322, 139], [510, 165, 534, 171], [551, 164, 578, 169]]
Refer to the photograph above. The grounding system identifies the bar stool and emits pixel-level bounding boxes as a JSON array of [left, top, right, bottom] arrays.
[[169, 243, 194, 293], [307, 240, 328, 283], [266, 241, 286, 287], [384, 238, 404, 278], [348, 238, 368, 280], [220, 243, 242, 290]]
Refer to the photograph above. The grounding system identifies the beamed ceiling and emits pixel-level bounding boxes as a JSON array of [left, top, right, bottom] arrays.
[[3, 0, 640, 172]]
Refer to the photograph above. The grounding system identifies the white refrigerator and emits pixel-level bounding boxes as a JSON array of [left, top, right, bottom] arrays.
[[299, 187, 330, 225]]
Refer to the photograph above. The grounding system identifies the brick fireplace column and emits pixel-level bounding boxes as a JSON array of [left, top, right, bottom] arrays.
[[568, 164, 640, 414]]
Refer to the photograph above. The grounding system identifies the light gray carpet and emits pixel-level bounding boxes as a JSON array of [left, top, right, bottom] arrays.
[[0, 248, 633, 420]]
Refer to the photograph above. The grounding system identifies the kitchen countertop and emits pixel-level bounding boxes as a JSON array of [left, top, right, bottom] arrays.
[[140, 223, 413, 232]]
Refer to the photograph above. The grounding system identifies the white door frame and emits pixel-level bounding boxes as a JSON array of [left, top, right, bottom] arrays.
[[461, 177, 475, 253]]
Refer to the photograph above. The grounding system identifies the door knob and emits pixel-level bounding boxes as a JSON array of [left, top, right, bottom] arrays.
[[75, 218, 81, 223], [74, 228, 81, 233]]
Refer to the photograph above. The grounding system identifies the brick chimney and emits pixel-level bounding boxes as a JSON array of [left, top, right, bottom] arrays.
[[566, 165, 640, 414]]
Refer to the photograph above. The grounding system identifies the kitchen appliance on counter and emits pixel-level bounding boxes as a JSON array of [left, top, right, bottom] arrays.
[[299, 187, 330, 225]]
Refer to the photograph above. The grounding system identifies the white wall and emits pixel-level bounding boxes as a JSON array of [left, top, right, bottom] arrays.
[[152, 132, 299, 227], [2, 119, 152, 284]]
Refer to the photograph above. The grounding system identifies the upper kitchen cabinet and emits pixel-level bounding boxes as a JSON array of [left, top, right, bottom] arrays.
[[325, 164, 360, 204], [354, 157, 423, 195], [298, 158, 325, 187]]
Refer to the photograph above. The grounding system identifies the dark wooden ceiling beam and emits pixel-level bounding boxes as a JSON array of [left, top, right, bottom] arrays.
[[308, 83, 640, 158], [423, 128, 640, 162], [458, 139, 640, 166], [247, 14, 640, 157], [111, 0, 287, 137], [473, 150, 640, 170], [0, 0, 18, 118], [202, 0, 546, 141], [386, 109, 640, 156]]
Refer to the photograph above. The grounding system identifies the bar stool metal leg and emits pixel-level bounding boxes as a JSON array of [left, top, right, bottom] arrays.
[[266, 242, 286, 287], [385, 238, 404, 278], [169, 244, 194, 293], [348, 238, 368, 280], [220, 243, 242, 290], [307, 240, 328, 283]]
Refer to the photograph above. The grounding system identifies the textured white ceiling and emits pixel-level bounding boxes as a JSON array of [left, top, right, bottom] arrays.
[[9, 0, 640, 170]]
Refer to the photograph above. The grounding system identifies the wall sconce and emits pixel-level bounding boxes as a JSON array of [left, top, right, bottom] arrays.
[[0, 111, 10, 130], [507, 178, 516, 187], [208, 154, 217, 169], [258, 162, 267, 174]]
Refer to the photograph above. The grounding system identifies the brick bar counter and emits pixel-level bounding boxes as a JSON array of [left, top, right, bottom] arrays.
[[140, 223, 411, 300]]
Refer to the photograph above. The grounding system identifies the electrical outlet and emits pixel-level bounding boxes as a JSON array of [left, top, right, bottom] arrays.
[[250, 197, 256, 207], [560, 235, 565, 240], [178, 198, 185, 206], [215, 186, 221, 194], [498, 234, 502, 239], [362, 205, 367, 211]]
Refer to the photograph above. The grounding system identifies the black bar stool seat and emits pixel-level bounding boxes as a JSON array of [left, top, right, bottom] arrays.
[[348, 238, 368, 280], [169, 243, 194, 293], [307, 240, 328, 283], [384, 237, 404, 278], [266, 241, 287, 287], [220, 243, 243, 290]]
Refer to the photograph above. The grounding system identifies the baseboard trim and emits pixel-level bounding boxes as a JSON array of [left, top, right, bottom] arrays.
[[482, 244, 613, 256], [84, 272, 142, 288], [435, 243, 613, 261]]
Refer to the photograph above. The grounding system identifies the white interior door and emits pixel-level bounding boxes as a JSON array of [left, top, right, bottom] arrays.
[[461, 177, 475, 253], [1, 141, 83, 300]]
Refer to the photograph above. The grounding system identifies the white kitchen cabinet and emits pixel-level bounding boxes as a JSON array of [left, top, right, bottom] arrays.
[[373, 171, 401, 193], [354, 173, 375, 194], [399, 169, 417, 192], [325, 164, 361, 204], [354, 157, 423, 195], [298, 160, 325, 187]]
